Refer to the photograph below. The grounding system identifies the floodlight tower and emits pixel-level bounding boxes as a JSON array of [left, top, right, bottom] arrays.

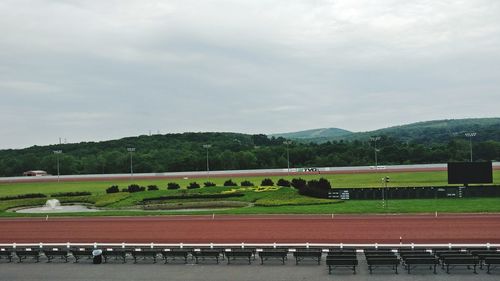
[[127, 147, 135, 179], [53, 150, 62, 182], [370, 136, 381, 169], [465, 132, 477, 162], [203, 144, 212, 181], [283, 140, 292, 176]]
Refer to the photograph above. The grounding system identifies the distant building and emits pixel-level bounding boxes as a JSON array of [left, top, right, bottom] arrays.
[[23, 170, 48, 177]]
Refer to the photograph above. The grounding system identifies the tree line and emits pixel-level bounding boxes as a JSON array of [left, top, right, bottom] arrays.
[[0, 132, 499, 177]]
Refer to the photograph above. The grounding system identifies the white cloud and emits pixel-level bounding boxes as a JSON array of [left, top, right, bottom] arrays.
[[0, 0, 499, 148]]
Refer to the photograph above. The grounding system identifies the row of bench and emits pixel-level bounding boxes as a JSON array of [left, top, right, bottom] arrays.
[[0, 247, 320, 265], [2, 246, 500, 274]]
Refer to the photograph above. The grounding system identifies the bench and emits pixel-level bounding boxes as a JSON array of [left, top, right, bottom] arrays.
[[485, 257, 500, 274], [70, 249, 94, 263], [326, 258, 358, 274], [193, 249, 223, 264], [476, 253, 500, 269], [225, 249, 254, 264], [0, 248, 13, 262], [102, 248, 128, 263], [404, 257, 439, 274], [162, 249, 191, 264], [15, 249, 42, 263], [293, 248, 322, 265], [443, 257, 479, 274], [130, 249, 161, 263], [366, 258, 400, 274], [43, 248, 70, 263], [258, 249, 288, 265]]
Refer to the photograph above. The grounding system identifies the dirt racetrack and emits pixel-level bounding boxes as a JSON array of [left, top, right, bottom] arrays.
[[1, 214, 499, 244]]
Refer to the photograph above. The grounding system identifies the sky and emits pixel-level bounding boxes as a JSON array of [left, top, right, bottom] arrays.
[[1, 0, 499, 149]]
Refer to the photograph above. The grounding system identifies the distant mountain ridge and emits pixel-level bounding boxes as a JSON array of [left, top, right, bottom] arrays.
[[270, 128, 351, 140], [270, 118, 500, 144]]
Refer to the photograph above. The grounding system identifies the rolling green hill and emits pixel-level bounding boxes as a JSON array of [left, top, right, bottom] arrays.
[[270, 128, 351, 140], [272, 118, 500, 144]]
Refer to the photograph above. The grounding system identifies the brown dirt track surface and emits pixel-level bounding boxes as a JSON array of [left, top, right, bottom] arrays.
[[1, 214, 500, 244]]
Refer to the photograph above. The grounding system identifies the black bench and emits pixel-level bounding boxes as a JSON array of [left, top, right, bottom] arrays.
[[326, 257, 358, 274], [404, 257, 439, 274], [15, 249, 42, 263], [293, 248, 322, 265], [0, 248, 14, 262], [43, 248, 70, 263], [366, 257, 400, 274], [225, 249, 254, 264], [131, 249, 161, 263], [70, 249, 94, 263], [443, 257, 479, 274], [102, 248, 128, 263], [476, 253, 500, 269], [162, 249, 192, 264], [258, 249, 288, 265], [193, 249, 223, 264], [485, 257, 500, 274]]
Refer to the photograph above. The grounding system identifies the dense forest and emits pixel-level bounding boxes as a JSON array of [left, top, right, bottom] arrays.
[[0, 131, 499, 177]]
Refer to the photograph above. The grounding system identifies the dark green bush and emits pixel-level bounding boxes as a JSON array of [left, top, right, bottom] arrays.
[[223, 179, 237, 186], [291, 178, 307, 190], [204, 182, 216, 187], [167, 182, 181, 190], [277, 178, 291, 187], [106, 185, 119, 194], [147, 185, 159, 191], [241, 180, 254, 187], [261, 178, 274, 186], [187, 182, 200, 189]]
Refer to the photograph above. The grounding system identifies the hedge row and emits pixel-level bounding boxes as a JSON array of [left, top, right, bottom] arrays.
[[51, 192, 91, 197], [0, 193, 47, 201], [142, 193, 244, 202]]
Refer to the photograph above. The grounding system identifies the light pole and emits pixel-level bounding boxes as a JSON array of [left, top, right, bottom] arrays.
[[465, 132, 476, 162], [127, 147, 135, 179], [370, 136, 381, 169], [283, 140, 292, 176], [381, 176, 390, 208], [53, 150, 62, 182], [203, 144, 211, 182]]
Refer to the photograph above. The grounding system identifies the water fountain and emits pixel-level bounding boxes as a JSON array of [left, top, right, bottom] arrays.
[[15, 198, 99, 213], [44, 199, 61, 210]]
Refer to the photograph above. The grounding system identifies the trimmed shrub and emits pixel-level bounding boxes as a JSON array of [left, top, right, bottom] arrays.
[[167, 182, 181, 190], [187, 182, 201, 189], [204, 182, 216, 187], [51, 192, 91, 197], [291, 178, 307, 190], [223, 179, 237, 187], [277, 178, 291, 187], [261, 178, 274, 186], [147, 185, 159, 191], [106, 185, 119, 194], [307, 178, 331, 190], [240, 180, 254, 187], [126, 184, 146, 193], [0, 193, 47, 201]]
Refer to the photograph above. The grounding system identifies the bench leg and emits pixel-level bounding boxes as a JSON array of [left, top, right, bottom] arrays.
[[474, 264, 477, 274], [353, 265, 356, 274], [369, 265, 372, 274], [328, 265, 331, 275], [434, 264, 437, 274], [446, 264, 450, 274], [395, 264, 398, 274], [487, 264, 490, 274]]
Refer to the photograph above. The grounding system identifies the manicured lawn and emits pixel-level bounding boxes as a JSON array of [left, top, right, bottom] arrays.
[[0, 170, 499, 217]]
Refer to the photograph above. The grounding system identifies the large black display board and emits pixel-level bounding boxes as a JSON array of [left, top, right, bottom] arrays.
[[447, 162, 493, 184]]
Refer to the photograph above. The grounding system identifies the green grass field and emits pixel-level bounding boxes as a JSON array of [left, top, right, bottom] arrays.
[[0, 170, 499, 217]]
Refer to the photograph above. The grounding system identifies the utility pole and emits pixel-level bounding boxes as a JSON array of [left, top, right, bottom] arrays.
[[127, 147, 135, 179], [203, 144, 211, 182], [53, 150, 62, 182], [283, 140, 292, 176], [465, 132, 476, 162]]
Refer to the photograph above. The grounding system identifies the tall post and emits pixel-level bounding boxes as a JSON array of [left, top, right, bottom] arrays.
[[203, 144, 211, 182], [53, 150, 62, 182], [127, 148, 135, 179], [465, 132, 476, 162], [283, 141, 292, 176], [370, 136, 381, 170]]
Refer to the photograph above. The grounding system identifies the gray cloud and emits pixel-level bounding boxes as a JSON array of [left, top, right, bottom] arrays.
[[0, 0, 499, 148]]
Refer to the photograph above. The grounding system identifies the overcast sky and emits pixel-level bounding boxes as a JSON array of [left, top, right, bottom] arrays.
[[1, 0, 499, 149]]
